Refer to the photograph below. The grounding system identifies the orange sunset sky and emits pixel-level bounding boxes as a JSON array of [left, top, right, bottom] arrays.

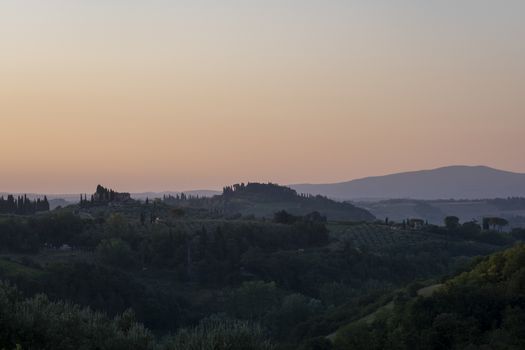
[[1, 1, 525, 193]]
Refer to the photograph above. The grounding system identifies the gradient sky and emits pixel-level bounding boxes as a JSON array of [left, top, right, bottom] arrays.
[[1, 0, 525, 193]]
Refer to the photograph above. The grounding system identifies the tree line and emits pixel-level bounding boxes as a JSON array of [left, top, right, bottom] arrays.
[[222, 182, 298, 200], [0, 194, 49, 215]]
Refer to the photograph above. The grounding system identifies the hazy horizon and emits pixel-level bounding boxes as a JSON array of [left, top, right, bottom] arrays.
[[2, 1, 525, 193], [0, 164, 523, 195]]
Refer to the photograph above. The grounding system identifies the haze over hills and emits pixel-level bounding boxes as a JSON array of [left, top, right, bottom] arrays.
[[291, 166, 525, 200], [5, 165, 525, 207]]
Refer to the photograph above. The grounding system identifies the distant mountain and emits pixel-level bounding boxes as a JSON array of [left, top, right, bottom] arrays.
[[291, 166, 525, 200]]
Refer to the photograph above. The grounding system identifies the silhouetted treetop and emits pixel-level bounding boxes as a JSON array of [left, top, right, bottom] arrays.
[[223, 182, 298, 200], [80, 185, 131, 207], [0, 194, 49, 215]]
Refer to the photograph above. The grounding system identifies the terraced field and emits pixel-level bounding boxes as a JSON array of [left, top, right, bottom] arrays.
[[328, 223, 436, 251]]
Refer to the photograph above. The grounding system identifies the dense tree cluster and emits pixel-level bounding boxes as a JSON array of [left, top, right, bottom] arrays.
[[483, 217, 510, 231], [80, 185, 131, 207], [0, 195, 49, 215]]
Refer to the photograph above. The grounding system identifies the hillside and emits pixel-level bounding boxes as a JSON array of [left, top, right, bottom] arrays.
[[333, 243, 525, 350], [291, 165, 525, 200]]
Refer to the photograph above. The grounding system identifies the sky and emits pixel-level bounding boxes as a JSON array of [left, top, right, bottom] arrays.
[[1, 0, 525, 193]]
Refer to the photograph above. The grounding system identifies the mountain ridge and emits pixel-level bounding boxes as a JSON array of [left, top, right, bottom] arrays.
[[290, 165, 525, 200]]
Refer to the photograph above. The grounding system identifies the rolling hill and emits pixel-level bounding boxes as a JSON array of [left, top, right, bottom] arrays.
[[165, 182, 376, 221]]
